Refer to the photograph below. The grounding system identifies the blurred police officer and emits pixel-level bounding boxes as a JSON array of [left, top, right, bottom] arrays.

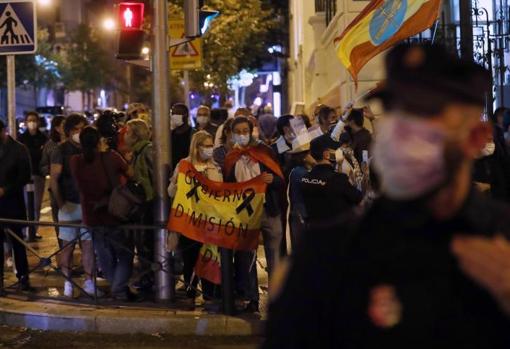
[[301, 134, 362, 225], [264, 43, 510, 348]]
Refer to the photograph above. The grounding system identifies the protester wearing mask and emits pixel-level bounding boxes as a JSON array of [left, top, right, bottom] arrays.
[[224, 116, 285, 313], [213, 107, 251, 148], [124, 119, 155, 297], [345, 108, 372, 164], [473, 134, 508, 198], [273, 115, 295, 178], [49, 114, 95, 297], [19, 111, 48, 240], [168, 131, 222, 304], [0, 119, 35, 293], [170, 103, 193, 170], [193, 105, 217, 137], [40, 115, 66, 246], [265, 43, 510, 348], [70, 127, 134, 300]]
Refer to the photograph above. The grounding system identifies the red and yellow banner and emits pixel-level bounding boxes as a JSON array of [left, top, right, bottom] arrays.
[[334, 0, 441, 81], [167, 160, 267, 251], [195, 244, 221, 285]]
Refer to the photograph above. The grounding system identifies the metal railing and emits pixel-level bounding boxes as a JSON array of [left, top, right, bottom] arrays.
[[315, 0, 337, 26], [0, 218, 239, 315]]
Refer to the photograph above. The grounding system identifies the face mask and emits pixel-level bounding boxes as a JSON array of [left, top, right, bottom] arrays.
[[27, 121, 37, 131], [335, 148, 345, 162], [480, 141, 495, 157], [171, 114, 184, 130], [372, 116, 448, 200], [199, 147, 214, 160], [233, 134, 250, 147], [71, 133, 81, 144], [197, 116, 209, 127]]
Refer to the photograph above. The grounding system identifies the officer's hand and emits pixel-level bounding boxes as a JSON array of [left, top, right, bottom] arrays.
[[0, 187, 4, 198], [261, 172, 274, 184], [452, 235, 510, 316]]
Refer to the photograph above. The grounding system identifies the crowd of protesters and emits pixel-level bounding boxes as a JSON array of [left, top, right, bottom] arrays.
[[3, 45, 510, 341]]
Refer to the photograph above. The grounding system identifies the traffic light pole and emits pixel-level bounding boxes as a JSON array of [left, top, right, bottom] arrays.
[[7, 55, 16, 139], [152, 0, 174, 303]]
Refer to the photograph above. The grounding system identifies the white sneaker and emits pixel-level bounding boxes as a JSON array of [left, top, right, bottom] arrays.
[[64, 281, 73, 297], [82, 279, 104, 297]]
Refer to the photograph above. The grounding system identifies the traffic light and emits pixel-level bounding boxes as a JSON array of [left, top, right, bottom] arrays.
[[184, 0, 219, 38], [117, 2, 145, 60]]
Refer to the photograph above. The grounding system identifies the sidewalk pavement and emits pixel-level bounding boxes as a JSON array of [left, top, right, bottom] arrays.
[[0, 195, 268, 335]]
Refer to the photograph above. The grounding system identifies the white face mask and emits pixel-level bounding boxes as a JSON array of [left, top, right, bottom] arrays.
[[71, 133, 81, 144], [197, 116, 209, 127], [372, 116, 447, 200], [335, 148, 345, 162], [171, 114, 184, 130], [199, 147, 214, 160], [480, 141, 495, 157], [27, 121, 38, 131], [233, 134, 250, 147]]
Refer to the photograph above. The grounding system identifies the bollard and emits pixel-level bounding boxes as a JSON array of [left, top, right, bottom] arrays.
[[220, 248, 235, 315], [25, 181, 36, 242]]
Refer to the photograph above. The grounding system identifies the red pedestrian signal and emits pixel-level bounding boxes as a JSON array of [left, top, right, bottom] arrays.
[[118, 2, 144, 30], [117, 2, 145, 60]]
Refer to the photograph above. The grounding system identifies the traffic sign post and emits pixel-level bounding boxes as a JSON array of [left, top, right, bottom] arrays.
[[0, 0, 37, 138], [168, 17, 202, 71]]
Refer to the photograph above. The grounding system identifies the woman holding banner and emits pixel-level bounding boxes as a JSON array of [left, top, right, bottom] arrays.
[[168, 130, 223, 304], [224, 116, 285, 313]]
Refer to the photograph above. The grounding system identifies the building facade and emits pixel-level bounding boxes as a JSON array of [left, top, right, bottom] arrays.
[[288, 0, 510, 115]]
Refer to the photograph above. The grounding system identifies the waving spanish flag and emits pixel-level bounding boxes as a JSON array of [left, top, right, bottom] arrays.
[[335, 0, 441, 82]]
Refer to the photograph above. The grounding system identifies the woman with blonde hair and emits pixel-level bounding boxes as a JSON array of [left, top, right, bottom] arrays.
[[168, 130, 222, 304]]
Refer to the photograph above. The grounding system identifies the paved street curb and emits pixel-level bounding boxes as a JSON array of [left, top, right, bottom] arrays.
[[0, 297, 265, 335]]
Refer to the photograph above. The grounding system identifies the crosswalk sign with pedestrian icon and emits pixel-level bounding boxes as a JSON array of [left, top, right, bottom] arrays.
[[0, 0, 36, 55]]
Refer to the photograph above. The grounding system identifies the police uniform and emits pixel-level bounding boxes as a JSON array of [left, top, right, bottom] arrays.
[[264, 190, 510, 348], [263, 44, 510, 348], [300, 164, 362, 222]]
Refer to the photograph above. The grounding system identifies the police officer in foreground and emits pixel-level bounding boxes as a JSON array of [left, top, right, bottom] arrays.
[[300, 134, 362, 224], [263, 43, 510, 348]]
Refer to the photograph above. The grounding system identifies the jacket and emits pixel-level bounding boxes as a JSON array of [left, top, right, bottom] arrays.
[[264, 190, 510, 349], [300, 164, 362, 222], [132, 140, 154, 202], [0, 136, 32, 219]]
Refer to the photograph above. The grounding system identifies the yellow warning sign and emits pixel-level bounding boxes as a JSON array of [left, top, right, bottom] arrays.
[[169, 17, 203, 71]]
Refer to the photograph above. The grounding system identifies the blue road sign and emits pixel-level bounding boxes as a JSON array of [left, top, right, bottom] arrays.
[[0, 0, 36, 55]]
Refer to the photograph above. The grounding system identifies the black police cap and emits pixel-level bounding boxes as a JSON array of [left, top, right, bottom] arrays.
[[310, 134, 340, 160], [367, 42, 491, 116]]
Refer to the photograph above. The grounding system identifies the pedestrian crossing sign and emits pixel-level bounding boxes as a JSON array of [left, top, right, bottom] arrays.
[[168, 16, 202, 71], [0, 0, 36, 55]]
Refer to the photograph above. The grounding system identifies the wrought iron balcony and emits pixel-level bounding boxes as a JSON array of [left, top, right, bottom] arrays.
[[315, 0, 337, 26]]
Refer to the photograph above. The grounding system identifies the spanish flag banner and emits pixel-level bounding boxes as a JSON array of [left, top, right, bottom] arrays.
[[334, 0, 442, 81], [167, 160, 267, 251], [195, 244, 221, 285]]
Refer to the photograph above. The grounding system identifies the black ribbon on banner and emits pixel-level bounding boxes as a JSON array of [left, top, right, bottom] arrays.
[[236, 189, 255, 216], [186, 178, 201, 203]]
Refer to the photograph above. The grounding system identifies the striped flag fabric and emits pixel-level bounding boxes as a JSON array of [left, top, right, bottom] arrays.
[[334, 0, 442, 82]]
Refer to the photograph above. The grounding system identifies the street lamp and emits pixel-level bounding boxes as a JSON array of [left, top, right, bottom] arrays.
[[102, 17, 116, 32], [38, 0, 52, 7], [141, 46, 150, 55]]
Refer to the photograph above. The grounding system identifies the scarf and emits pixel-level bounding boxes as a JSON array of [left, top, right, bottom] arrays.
[[224, 143, 284, 180]]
